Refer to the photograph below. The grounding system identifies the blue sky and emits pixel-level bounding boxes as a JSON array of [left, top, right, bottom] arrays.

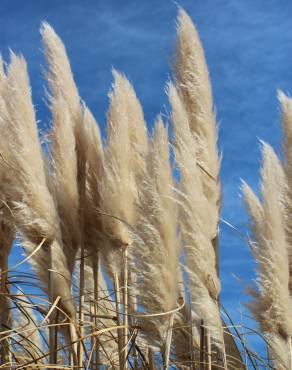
[[2, 0, 292, 358]]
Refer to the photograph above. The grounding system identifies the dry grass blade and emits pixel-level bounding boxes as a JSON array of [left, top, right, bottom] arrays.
[[14, 325, 126, 369]]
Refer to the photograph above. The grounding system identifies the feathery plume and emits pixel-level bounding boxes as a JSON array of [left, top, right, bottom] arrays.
[[99, 70, 148, 279], [41, 20, 85, 227], [122, 73, 148, 180], [41, 22, 87, 200], [241, 181, 264, 230], [50, 97, 80, 274], [135, 117, 180, 346], [84, 106, 104, 212], [278, 90, 292, 294], [242, 143, 292, 369], [175, 9, 220, 240], [100, 71, 138, 274], [83, 106, 104, 263], [0, 55, 6, 92], [0, 56, 7, 128], [41, 21, 86, 235], [0, 53, 75, 319], [40, 22, 80, 117], [168, 83, 222, 345]]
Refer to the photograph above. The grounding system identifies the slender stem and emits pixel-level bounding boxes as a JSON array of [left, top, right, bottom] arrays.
[[123, 247, 128, 370], [77, 123, 87, 369], [114, 272, 124, 369], [89, 301, 94, 367], [200, 319, 205, 370], [163, 313, 174, 370], [48, 242, 56, 368], [69, 323, 78, 364], [52, 309, 59, 365], [0, 251, 10, 366], [129, 272, 138, 369], [220, 321, 228, 370], [189, 307, 195, 370], [93, 257, 100, 369], [288, 337, 292, 370], [205, 327, 212, 370], [77, 240, 85, 368]]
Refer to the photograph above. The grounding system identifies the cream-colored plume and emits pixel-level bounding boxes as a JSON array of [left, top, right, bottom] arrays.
[[242, 143, 292, 369], [265, 334, 291, 370], [122, 73, 148, 180], [175, 9, 220, 239], [168, 83, 222, 344], [50, 97, 80, 274], [83, 106, 104, 263], [84, 106, 104, 213], [278, 91, 292, 294], [0, 55, 6, 93], [41, 21, 85, 219], [100, 71, 147, 272], [40, 22, 80, 118], [135, 117, 180, 345], [0, 53, 75, 318]]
